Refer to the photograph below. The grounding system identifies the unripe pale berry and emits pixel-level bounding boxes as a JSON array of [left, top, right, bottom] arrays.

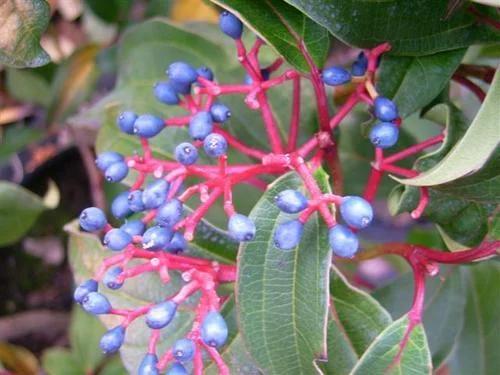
[[105, 162, 129, 183], [82, 292, 112, 315], [133, 114, 164, 138], [111, 191, 132, 219], [228, 214, 256, 242], [274, 220, 304, 250], [275, 189, 308, 213], [172, 338, 195, 362], [103, 229, 132, 251], [321, 66, 351, 86], [117, 111, 137, 134], [340, 196, 373, 229], [79, 207, 107, 232], [154, 81, 179, 105], [175, 142, 198, 165], [142, 179, 169, 209], [142, 226, 173, 250], [156, 199, 183, 227], [189, 111, 213, 140], [203, 133, 228, 158], [200, 310, 228, 348], [146, 301, 178, 329], [219, 11, 243, 39], [95, 151, 124, 172], [103, 266, 124, 290], [99, 325, 125, 354], [329, 225, 359, 258], [374, 96, 398, 122], [73, 279, 97, 304], [210, 103, 231, 123], [369, 122, 399, 149]]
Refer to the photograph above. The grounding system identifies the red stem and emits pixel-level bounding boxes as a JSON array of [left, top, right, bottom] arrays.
[[287, 77, 301, 152]]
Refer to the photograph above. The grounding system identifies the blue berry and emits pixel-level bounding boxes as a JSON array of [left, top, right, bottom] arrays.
[[219, 11, 243, 39], [164, 232, 187, 253], [103, 266, 124, 290], [142, 226, 173, 250], [103, 229, 132, 251], [95, 151, 123, 172], [128, 190, 145, 212], [275, 189, 308, 213], [146, 301, 177, 329], [79, 207, 107, 231], [82, 292, 111, 315], [210, 103, 231, 123], [99, 325, 125, 354], [166, 363, 188, 375], [120, 220, 146, 236], [189, 111, 213, 140], [156, 199, 183, 227], [154, 81, 179, 105], [369, 122, 399, 149], [244, 69, 269, 85], [329, 225, 359, 258], [73, 279, 97, 304], [200, 310, 228, 348], [117, 111, 137, 134], [228, 214, 256, 242], [374, 96, 398, 122], [321, 66, 351, 86], [274, 220, 304, 250], [111, 191, 132, 219], [138, 353, 159, 375], [196, 66, 213, 82], [172, 338, 195, 362], [142, 179, 169, 209], [133, 114, 164, 138], [168, 62, 198, 85], [340, 196, 373, 229], [105, 162, 129, 183], [175, 142, 198, 165], [203, 133, 228, 158]]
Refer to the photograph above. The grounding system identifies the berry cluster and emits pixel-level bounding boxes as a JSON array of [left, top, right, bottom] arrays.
[[74, 10, 440, 374]]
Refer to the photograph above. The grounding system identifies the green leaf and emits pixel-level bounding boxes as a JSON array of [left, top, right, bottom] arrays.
[[237, 171, 332, 374], [42, 349, 86, 375], [84, 0, 132, 24], [0, 125, 44, 163], [377, 49, 466, 118], [99, 356, 128, 375], [283, 0, 500, 55], [69, 307, 106, 371], [349, 316, 432, 374], [374, 266, 466, 369], [319, 269, 392, 373], [449, 262, 500, 374], [211, 0, 331, 72], [46, 45, 101, 125], [6, 67, 52, 107], [0, 181, 59, 246], [388, 104, 491, 247], [399, 66, 500, 186], [0, 0, 51, 67]]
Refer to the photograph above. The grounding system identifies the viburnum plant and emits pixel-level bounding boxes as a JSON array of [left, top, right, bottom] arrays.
[[69, 2, 499, 375]]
